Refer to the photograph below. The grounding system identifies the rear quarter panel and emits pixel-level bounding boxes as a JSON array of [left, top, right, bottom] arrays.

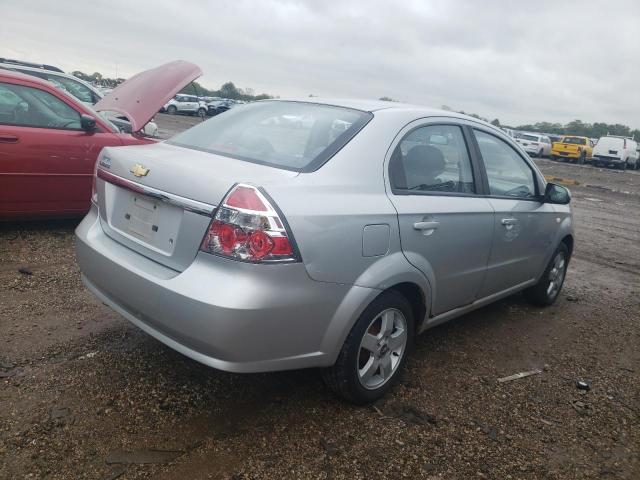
[[265, 110, 424, 290]]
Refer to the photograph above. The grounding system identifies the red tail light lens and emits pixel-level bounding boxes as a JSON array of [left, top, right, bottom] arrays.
[[200, 184, 298, 263]]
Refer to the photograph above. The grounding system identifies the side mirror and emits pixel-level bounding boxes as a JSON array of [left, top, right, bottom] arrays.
[[543, 182, 571, 205], [80, 114, 97, 132]]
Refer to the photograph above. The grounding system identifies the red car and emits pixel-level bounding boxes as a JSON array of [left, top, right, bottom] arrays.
[[0, 61, 202, 219]]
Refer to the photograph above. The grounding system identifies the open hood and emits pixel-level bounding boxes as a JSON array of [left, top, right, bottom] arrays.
[[94, 60, 202, 132]]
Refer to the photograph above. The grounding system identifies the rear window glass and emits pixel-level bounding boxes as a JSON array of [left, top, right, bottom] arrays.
[[563, 137, 586, 145], [168, 101, 372, 172], [521, 134, 539, 141]]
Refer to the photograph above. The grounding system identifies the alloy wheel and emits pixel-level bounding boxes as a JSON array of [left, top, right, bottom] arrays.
[[547, 252, 566, 299], [357, 308, 408, 390]]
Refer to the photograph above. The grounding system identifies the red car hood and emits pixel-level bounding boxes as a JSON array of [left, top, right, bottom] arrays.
[[94, 60, 202, 132]]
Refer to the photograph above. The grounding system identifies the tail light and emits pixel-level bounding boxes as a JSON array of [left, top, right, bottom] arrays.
[[200, 184, 298, 263]]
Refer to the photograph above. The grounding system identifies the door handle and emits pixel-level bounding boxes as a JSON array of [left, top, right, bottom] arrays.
[[413, 221, 439, 236], [0, 135, 19, 143], [501, 218, 518, 230]]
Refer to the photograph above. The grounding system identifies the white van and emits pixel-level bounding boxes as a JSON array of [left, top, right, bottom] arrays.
[[593, 136, 639, 170]]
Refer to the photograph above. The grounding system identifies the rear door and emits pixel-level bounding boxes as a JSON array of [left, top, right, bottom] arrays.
[[0, 80, 119, 216], [387, 121, 494, 316], [471, 128, 556, 296]]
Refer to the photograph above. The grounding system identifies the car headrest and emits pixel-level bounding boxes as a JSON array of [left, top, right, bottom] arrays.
[[405, 145, 446, 180]]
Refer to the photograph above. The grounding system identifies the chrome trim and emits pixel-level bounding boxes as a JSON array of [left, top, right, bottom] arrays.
[[97, 168, 215, 216]]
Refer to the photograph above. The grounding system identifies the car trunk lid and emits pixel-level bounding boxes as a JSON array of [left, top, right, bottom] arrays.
[[95, 142, 298, 271], [94, 60, 202, 133]]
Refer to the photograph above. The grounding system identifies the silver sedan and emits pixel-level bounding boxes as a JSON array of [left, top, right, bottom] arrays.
[[76, 99, 573, 403]]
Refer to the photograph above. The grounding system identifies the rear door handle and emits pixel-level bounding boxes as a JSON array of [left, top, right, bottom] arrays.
[[0, 135, 19, 143], [501, 218, 518, 230], [413, 221, 439, 236]]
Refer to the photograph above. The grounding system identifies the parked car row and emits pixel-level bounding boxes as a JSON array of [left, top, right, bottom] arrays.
[[502, 125, 639, 170], [160, 94, 243, 118]]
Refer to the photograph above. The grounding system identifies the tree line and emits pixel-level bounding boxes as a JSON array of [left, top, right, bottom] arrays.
[[71, 71, 273, 102]]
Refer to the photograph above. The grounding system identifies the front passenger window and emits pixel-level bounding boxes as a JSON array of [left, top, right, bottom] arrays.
[[390, 125, 475, 194], [474, 130, 537, 199], [0, 82, 81, 130]]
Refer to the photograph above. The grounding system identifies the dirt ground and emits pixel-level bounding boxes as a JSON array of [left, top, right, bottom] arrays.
[[1, 116, 639, 479]]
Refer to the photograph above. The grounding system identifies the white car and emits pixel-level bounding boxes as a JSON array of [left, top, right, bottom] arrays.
[[516, 133, 552, 158], [0, 59, 159, 137], [592, 136, 639, 170], [163, 94, 207, 117]]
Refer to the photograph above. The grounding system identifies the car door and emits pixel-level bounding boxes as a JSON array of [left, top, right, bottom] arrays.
[[0, 80, 119, 216], [387, 121, 494, 316], [177, 95, 195, 113], [471, 128, 557, 297]]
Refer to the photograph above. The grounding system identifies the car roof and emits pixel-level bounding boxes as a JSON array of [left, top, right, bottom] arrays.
[[272, 97, 499, 129], [0, 62, 102, 94], [0, 68, 55, 88]]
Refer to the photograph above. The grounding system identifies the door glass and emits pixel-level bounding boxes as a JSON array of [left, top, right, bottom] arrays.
[[390, 124, 475, 194], [0, 82, 81, 129], [474, 130, 537, 199]]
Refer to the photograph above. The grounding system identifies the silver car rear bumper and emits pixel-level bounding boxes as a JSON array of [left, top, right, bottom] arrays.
[[76, 205, 378, 373]]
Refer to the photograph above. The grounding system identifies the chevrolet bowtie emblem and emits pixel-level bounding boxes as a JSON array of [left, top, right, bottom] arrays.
[[130, 164, 150, 177]]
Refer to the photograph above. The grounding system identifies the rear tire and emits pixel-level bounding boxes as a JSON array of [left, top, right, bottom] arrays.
[[167, 105, 177, 115], [524, 243, 569, 307], [322, 290, 414, 404], [198, 108, 207, 120], [538, 149, 544, 158]]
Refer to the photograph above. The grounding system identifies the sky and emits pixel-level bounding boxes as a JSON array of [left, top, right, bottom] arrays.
[[2, 0, 639, 128]]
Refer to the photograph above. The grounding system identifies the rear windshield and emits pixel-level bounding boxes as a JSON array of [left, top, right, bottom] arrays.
[[563, 137, 586, 145], [521, 134, 539, 141], [168, 101, 372, 172]]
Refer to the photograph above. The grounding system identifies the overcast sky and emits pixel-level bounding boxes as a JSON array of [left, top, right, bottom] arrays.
[[2, 0, 639, 128]]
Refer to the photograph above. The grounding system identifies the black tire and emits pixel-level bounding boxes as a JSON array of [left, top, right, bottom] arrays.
[[551, 155, 558, 162], [524, 243, 569, 307], [198, 108, 207, 120], [167, 105, 177, 115], [538, 149, 544, 158], [578, 152, 586, 165], [322, 290, 415, 404], [619, 161, 627, 171]]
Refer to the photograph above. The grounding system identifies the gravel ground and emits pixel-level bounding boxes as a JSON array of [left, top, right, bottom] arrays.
[[1, 118, 639, 479]]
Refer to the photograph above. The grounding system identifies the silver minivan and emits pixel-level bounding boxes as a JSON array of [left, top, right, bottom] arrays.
[[76, 97, 573, 403]]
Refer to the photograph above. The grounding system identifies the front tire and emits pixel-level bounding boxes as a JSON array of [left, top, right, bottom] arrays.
[[322, 290, 414, 404], [167, 105, 177, 115], [524, 243, 569, 306]]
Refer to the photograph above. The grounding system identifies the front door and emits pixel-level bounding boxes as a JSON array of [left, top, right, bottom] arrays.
[[387, 123, 494, 316], [0, 80, 117, 216], [472, 128, 556, 296]]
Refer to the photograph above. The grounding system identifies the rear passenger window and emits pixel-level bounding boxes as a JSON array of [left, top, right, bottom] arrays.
[[390, 125, 475, 194], [474, 130, 537, 199]]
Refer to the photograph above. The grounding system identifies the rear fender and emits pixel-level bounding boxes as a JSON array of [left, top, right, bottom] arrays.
[[320, 251, 431, 364]]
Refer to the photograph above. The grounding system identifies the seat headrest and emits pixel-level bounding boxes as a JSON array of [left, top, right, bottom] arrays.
[[405, 145, 445, 179]]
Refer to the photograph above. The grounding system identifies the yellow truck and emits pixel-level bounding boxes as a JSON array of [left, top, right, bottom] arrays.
[[551, 136, 593, 164]]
